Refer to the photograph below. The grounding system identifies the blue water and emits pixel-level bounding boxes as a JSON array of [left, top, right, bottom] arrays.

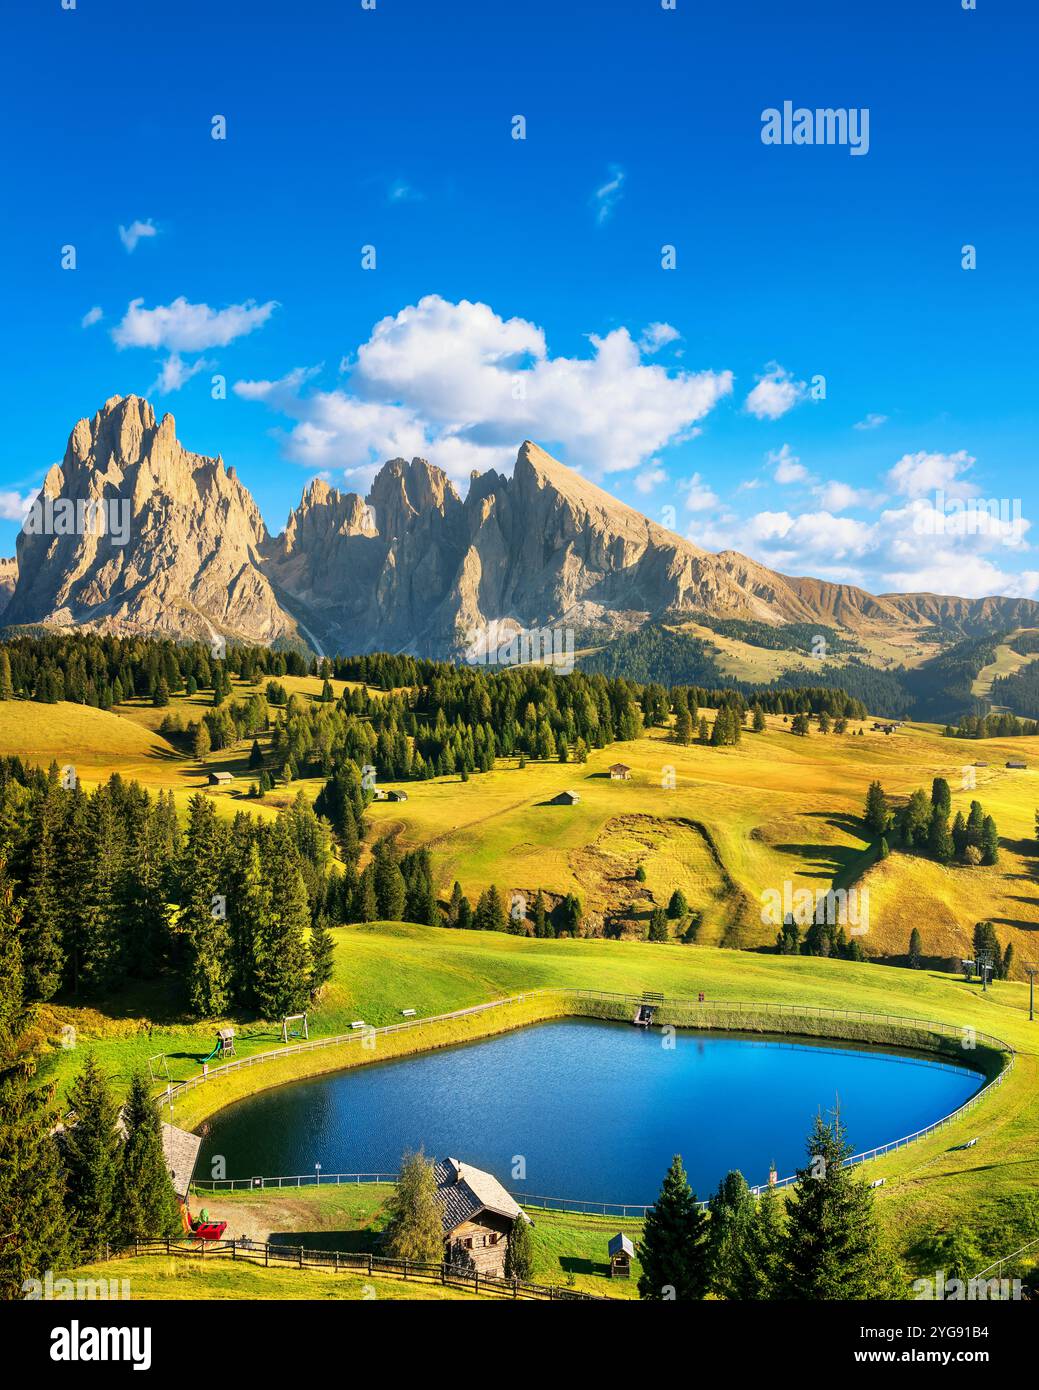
[[196, 1018, 983, 1203]]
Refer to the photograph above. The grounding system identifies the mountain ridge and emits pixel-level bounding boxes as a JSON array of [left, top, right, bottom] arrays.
[[5, 394, 1039, 657]]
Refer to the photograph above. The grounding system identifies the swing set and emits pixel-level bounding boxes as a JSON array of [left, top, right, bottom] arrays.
[[281, 1012, 309, 1043]]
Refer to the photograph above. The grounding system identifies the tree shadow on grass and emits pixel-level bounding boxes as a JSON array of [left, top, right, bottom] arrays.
[[559, 1255, 611, 1278]]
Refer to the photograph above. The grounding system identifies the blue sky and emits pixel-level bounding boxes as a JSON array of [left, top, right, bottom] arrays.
[[3, 0, 1037, 598]]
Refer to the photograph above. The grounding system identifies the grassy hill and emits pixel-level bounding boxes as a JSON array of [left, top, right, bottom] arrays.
[[3, 688, 1039, 971]]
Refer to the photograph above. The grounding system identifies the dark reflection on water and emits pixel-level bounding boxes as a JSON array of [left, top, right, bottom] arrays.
[[198, 1018, 982, 1203]]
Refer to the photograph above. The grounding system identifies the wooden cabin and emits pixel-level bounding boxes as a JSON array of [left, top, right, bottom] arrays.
[[433, 1158, 528, 1278], [609, 763, 632, 780], [385, 789, 409, 801], [550, 789, 580, 805], [1006, 759, 1027, 769], [609, 1232, 635, 1278], [208, 770, 233, 786]]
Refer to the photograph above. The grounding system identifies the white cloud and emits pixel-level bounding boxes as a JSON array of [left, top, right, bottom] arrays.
[[886, 449, 977, 500], [81, 305, 103, 328], [768, 442, 809, 485], [853, 412, 888, 431], [681, 472, 719, 512], [633, 465, 666, 495], [112, 296, 278, 352], [593, 165, 625, 225], [235, 295, 733, 483], [638, 322, 680, 354], [0, 491, 34, 522], [388, 179, 422, 203], [815, 480, 876, 511], [118, 218, 158, 253], [151, 353, 214, 394], [745, 363, 807, 420]]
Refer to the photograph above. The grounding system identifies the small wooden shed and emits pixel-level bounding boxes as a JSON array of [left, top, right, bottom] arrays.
[[385, 789, 409, 801], [550, 789, 580, 805], [609, 763, 632, 780], [608, 1232, 635, 1278], [1006, 759, 1027, 769], [208, 770, 233, 786]]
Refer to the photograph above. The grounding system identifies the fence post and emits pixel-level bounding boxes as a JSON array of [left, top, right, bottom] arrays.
[[368, 1252, 373, 1276], [265, 1242, 269, 1268], [299, 1246, 304, 1268]]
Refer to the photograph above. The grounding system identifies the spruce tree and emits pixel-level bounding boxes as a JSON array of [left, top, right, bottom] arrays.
[[0, 855, 69, 1297], [667, 888, 688, 919], [706, 1170, 757, 1299], [777, 1112, 901, 1299], [533, 889, 548, 937], [908, 927, 923, 969], [63, 1053, 121, 1263], [637, 1154, 709, 1301], [308, 911, 335, 994], [354, 864, 378, 922], [864, 780, 887, 835], [733, 1183, 785, 1299], [179, 794, 232, 1016], [114, 1071, 181, 1243], [253, 823, 311, 1017]]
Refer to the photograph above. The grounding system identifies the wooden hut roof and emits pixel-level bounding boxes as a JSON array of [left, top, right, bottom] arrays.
[[609, 1232, 635, 1258], [433, 1157, 526, 1235]]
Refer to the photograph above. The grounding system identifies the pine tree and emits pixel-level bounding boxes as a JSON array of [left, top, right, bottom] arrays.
[[374, 851, 407, 921], [114, 1071, 181, 1243], [733, 1183, 785, 1299], [675, 706, 693, 746], [667, 888, 688, 919], [179, 794, 232, 1017], [192, 721, 211, 760], [248, 739, 264, 770], [931, 777, 952, 815], [18, 784, 65, 1000], [0, 650, 12, 700], [253, 824, 311, 1017], [777, 1112, 902, 1299], [0, 854, 69, 1297], [384, 1151, 444, 1263], [752, 704, 766, 733], [63, 1052, 121, 1263], [864, 780, 888, 836], [706, 1170, 757, 1299], [908, 927, 923, 969], [533, 889, 548, 937], [637, 1154, 710, 1301], [648, 907, 668, 942], [354, 864, 378, 922], [927, 804, 953, 864], [308, 912, 335, 994], [980, 815, 1000, 866]]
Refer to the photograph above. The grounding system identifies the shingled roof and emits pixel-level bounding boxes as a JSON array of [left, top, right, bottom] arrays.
[[161, 1123, 202, 1200], [432, 1157, 526, 1235]]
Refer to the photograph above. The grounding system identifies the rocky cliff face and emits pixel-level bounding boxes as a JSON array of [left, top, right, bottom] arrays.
[[6, 396, 1038, 656], [6, 396, 304, 648]]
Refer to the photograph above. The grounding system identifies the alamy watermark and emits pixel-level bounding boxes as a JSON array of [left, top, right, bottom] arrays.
[[22, 495, 131, 547], [913, 490, 1024, 546], [761, 101, 870, 156], [760, 881, 870, 935], [465, 621, 575, 675]]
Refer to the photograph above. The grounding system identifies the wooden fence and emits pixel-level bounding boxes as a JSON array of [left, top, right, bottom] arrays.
[[118, 1236, 608, 1300]]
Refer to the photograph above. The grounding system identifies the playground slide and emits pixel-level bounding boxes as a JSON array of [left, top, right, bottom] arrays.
[[198, 1043, 221, 1064]]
